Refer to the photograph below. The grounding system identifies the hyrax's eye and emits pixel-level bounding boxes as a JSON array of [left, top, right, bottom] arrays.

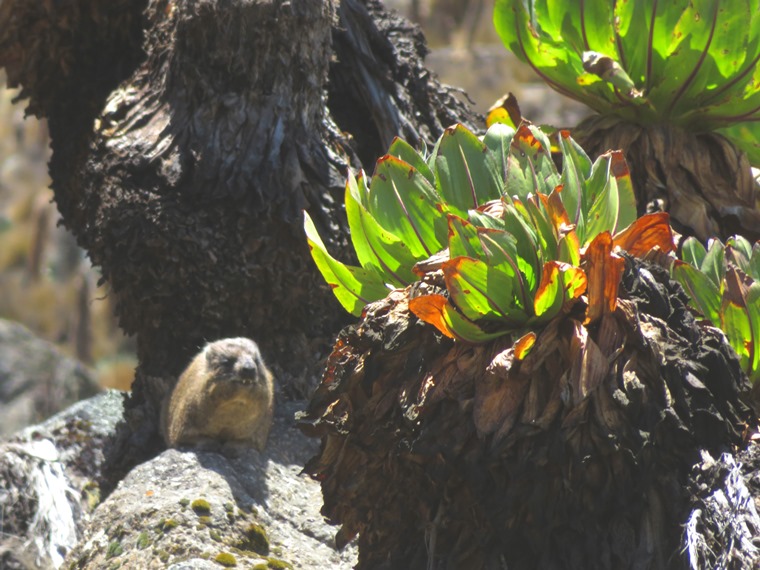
[[219, 356, 236, 369]]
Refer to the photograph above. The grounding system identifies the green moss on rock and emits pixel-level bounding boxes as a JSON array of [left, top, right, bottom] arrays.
[[235, 522, 268, 555], [159, 518, 179, 532], [191, 498, 212, 515], [214, 551, 238, 567]]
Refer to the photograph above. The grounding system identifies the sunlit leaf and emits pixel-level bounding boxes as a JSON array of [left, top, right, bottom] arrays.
[[681, 236, 708, 269], [409, 294, 507, 343], [447, 215, 483, 260], [304, 212, 389, 316], [477, 228, 531, 310], [368, 155, 448, 258], [557, 129, 592, 232], [702, 238, 726, 288], [433, 124, 503, 214], [751, 242, 760, 281], [486, 92, 523, 129], [612, 212, 676, 256], [505, 124, 560, 201], [721, 269, 753, 374], [345, 172, 419, 287], [493, 0, 760, 162], [533, 261, 587, 321], [514, 331, 536, 360], [547, 187, 581, 266], [387, 137, 435, 185], [584, 232, 625, 324], [443, 257, 522, 324], [747, 283, 760, 382], [483, 122, 516, 183]]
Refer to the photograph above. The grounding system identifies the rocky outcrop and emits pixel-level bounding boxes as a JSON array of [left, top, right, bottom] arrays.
[[0, 391, 356, 569]]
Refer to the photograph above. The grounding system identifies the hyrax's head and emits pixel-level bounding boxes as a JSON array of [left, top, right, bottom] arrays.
[[203, 337, 268, 386]]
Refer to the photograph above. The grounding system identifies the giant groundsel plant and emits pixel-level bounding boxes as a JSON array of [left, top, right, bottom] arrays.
[[493, 0, 760, 241], [305, 123, 674, 345], [494, 0, 760, 159]]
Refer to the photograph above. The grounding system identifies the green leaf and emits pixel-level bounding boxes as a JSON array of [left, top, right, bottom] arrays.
[[477, 228, 531, 310], [582, 152, 619, 245], [721, 297, 753, 374], [447, 215, 484, 259], [433, 124, 503, 214], [500, 203, 541, 292], [524, 195, 558, 262], [671, 259, 722, 325], [681, 237, 708, 269], [304, 212, 389, 316], [368, 155, 448, 258], [444, 257, 524, 324], [751, 242, 760, 281], [483, 122, 516, 184], [387, 137, 435, 185], [345, 171, 418, 287], [609, 151, 637, 232], [701, 238, 726, 288], [726, 235, 754, 274], [505, 124, 561, 202], [494, 0, 760, 142], [557, 129, 592, 230], [717, 123, 760, 166]]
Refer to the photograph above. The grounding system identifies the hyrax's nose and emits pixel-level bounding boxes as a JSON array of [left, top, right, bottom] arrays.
[[237, 356, 258, 380]]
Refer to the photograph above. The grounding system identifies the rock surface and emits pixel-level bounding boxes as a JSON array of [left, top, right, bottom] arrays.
[[0, 318, 101, 436], [0, 389, 356, 569], [67, 401, 356, 569]]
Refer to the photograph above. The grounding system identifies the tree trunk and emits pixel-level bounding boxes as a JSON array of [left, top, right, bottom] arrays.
[[0, 0, 478, 479]]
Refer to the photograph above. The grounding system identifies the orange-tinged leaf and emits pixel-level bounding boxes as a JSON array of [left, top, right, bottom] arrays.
[[409, 295, 457, 339], [584, 231, 625, 324], [486, 92, 522, 129], [547, 185, 572, 228], [514, 123, 545, 156], [533, 261, 587, 319], [409, 294, 506, 343], [548, 186, 581, 265], [533, 262, 561, 317], [514, 331, 536, 360], [612, 212, 676, 256]]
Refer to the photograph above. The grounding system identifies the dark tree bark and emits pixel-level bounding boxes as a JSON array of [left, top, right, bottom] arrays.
[[0, 0, 479, 479]]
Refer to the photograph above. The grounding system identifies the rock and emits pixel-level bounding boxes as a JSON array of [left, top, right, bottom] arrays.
[[0, 318, 101, 436], [0, 391, 357, 569], [0, 390, 124, 569]]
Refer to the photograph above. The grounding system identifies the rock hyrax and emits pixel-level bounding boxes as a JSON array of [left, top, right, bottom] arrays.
[[161, 337, 274, 453]]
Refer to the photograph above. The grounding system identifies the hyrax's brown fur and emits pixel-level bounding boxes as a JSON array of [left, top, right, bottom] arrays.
[[161, 337, 274, 453]]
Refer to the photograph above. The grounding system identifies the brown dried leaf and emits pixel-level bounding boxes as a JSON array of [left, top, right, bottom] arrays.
[[474, 343, 529, 440]]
